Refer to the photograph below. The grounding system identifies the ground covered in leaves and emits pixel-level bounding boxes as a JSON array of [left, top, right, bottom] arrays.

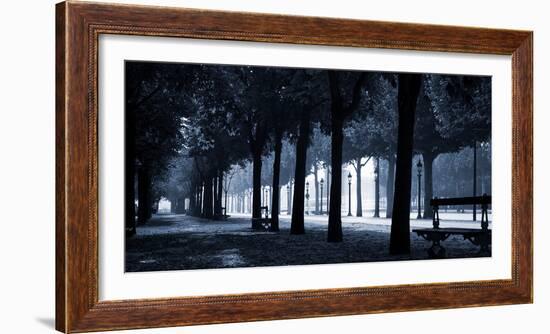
[[125, 213, 490, 272]]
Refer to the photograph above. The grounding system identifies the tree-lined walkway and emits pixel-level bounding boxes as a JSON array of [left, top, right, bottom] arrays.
[[126, 61, 491, 259], [126, 214, 488, 272]]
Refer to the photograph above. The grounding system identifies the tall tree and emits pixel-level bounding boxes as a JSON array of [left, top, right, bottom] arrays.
[[288, 70, 328, 234], [221, 66, 279, 221], [326, 71, 367, 242], [308, 127, 331, 214], [343, 117, 374, 217], [374, 157, 380, 217], [290, 106, 311, 234], [419, 74, 491, 218], [385, 156, 396, 218], [125, 62, 191, 227], [364, 74, 398, 218], [266, 71, 297, 231], [413, 85, 459, 218], [389, 73, 422, 255], [341, 73, 394, 219]]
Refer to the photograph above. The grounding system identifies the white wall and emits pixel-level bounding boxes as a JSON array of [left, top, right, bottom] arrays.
[[0, 0, 546, 333]]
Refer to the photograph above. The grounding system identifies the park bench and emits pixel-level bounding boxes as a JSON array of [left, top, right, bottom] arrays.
[[412, 195, 491, 258], [251, 206, 271, 231]]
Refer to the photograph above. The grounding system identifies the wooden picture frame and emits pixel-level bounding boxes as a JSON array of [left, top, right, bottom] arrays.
[[56, 1, 533, 332]]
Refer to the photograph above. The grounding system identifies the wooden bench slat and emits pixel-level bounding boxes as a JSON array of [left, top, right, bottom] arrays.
[[413, 227, 491, 234], [430, 195, 491, 206]]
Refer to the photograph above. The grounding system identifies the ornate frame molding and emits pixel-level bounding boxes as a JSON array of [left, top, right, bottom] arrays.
[[56, 1, 532, 332]]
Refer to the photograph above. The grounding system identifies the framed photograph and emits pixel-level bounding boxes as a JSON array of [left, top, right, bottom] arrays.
[[56, 1, 532, 332]]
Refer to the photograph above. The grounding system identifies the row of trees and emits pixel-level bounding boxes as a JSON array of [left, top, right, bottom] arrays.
[[219, 142, 491, 218], [125, 62, 490, 255]]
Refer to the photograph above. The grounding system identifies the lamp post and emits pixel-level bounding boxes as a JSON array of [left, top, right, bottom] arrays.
[[320, 178, 324, 215], [305, 181, 310, 215], [416, 159, 423, 219], [286, 184, 291, 215], [347, 172, 352, 216]]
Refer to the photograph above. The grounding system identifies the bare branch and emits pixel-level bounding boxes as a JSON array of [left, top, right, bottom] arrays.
[[361, 156, 372, 167]]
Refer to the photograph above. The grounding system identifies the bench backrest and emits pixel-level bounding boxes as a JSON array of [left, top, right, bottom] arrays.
[[430, 195, 491, 207], [430, 195, 491, 230]]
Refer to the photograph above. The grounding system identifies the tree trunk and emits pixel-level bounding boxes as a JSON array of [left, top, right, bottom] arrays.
[[219, 171, 224, 212], [224, 190, 228, 215], [355, 157, 363, 217], [287, 181, 292, 215], [326, 70, 366, 242], [314, 164, 319, 214], [125, 168, 136, 234], [278, 185, 282, 214], [196, 184, 202, 216], [239, 193, 242, 213], [325, 164, 330, 211], [385, 155, 395, 218], [249, 192, 252, 213], [137, 167, 152, 225], [199, 184, 204, 216], [203, 176, 214, 219], [422, 152, 436, 219], [189, 192, 195, 215], [213, 175, 219, 216], [473, 141, 477, 221], [374, 157, 380, 218], [291, 108, 311, 234], [389, 73, 422, 255], [170, 197, 176, 214], [125, 106, 136, 236], [271, 133, 282, 231], [261, 186, 264, 207], [195, 186, 200, 216], [252, 150, 262, 219], [328, 118, 344, 242]]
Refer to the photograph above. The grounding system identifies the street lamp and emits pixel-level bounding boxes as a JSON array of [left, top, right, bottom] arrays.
[[305, 181, 310, 215], [320, 178, 324, 215], [416, 159, 423, 219], [347, 172, 352, 216]]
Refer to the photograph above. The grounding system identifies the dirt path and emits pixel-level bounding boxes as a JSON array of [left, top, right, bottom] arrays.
[[125, 214, 489, 272]]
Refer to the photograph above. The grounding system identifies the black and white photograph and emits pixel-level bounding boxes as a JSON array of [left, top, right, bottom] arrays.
[[1, 0, 545, 333], [124, 61, 492, 272]]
